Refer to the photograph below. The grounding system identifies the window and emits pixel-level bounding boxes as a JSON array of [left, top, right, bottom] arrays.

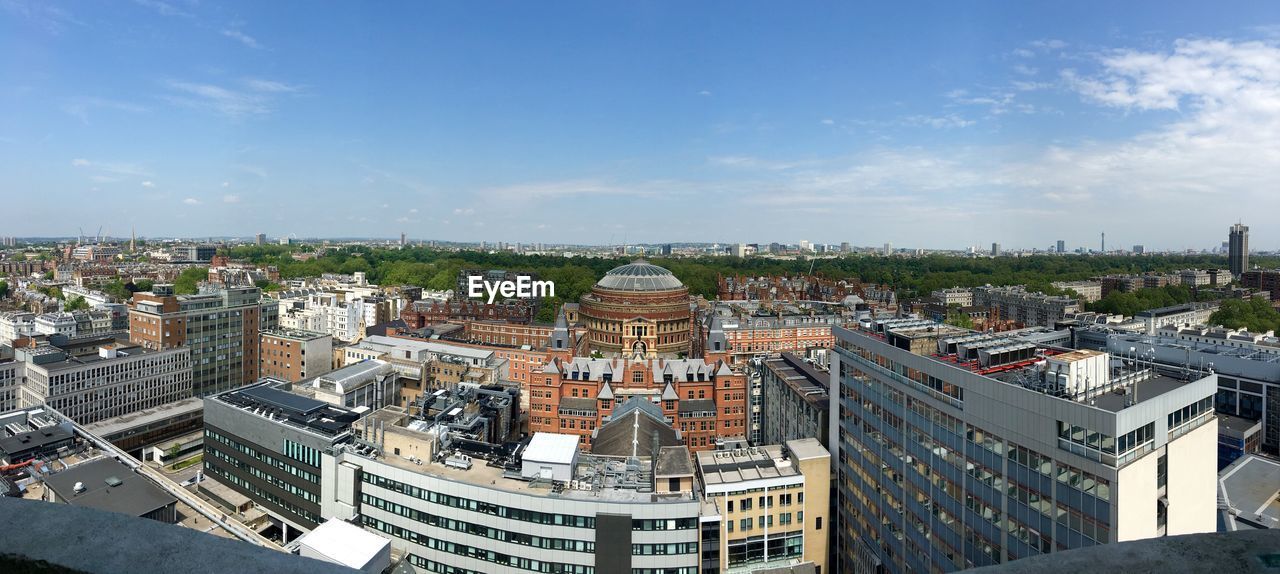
[[816, 517, 823, 530], [1157, 454, 1167, 488]]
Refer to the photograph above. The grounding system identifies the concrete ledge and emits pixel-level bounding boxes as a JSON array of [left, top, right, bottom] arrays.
[[971, 529, 1280, 574], [0, 497, 358, 574]]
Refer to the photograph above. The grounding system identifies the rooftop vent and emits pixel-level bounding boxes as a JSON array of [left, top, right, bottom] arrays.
[[104, 476, 123, 487]]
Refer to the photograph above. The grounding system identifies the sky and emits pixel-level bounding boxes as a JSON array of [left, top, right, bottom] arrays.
[[4, 1, 1280, 250]]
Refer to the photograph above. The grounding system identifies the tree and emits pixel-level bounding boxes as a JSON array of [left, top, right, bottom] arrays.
[[165, 442, 182, 459], [944, 303, 974, 329], [42, 270, 54, 280], [173, 267, 208, 295], [1209, 298, 1280, 333], [0, 280, 8, 299], [64, 296, 90, 312], [254, 279, 281, 292], [134, 279, 155, 293], [102, 280, 132, 302]]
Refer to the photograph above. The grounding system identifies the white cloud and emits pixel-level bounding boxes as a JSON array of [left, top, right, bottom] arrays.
[[221, 29, 261, 49], [244, 78, 300, 93], [452, 207, 474, 215], [820, 118, 835, 125], [409, 208, 419, 214], [70, 158, 151, 178], [1012, 48, 1035, 58], [61, 97, 147, 124], [698, 90, 712, 96], [161, 78, 300, 119], [221, 181, 230, 187], [71, 158, 90, 167], [902, 114, 975, 129], [182, 197, 200, 205], [132, 0, 191, 17], [223, 194, 240, 203], [1030, 39, 1068, 50], [141, 181, 155, 188], [1012, 64, 1038, 76]]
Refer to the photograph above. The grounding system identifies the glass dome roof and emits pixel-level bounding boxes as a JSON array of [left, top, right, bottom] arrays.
[[594, 260, 686, 291]]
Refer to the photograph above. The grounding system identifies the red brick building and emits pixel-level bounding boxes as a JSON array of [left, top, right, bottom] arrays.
[[400, 298, 535, 329], [578, 260, 693, 357]]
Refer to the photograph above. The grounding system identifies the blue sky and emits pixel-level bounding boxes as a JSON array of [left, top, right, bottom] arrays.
[[4, 1, 1280, 249]]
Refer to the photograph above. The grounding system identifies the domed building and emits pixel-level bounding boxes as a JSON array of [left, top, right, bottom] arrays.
[[579, 260, 692, 357]]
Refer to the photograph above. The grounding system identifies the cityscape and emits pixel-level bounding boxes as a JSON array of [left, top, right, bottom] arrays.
[[4, 2, 1280, 574]]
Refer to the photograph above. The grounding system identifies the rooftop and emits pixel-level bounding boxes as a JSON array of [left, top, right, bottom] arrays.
[[763, 353, 830, 409], [1218, 455, 1280, 531], [357, 408, 695, 504], [696, 444, 799, 487], [262, 328, 330, 341], [213, 381, 359, 438], [42, 457, 176, 517], [295, 518, 390, 570]]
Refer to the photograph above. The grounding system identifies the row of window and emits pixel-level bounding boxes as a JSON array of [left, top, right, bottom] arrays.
[[363, 493, 594, 553], [364, 516, 594, 574], [362, 473, 596, 528], [204, 429, 319, 483], [204, 463, 320, 525]]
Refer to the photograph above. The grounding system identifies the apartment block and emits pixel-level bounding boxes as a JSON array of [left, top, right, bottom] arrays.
[[832, 321, 1217, 572], [973, 285, 1080, 327], [260, 329, 334, 382], [129, 284, 278, 396], [1051, 281, 1103, 303], [932, 288, 975, 308]]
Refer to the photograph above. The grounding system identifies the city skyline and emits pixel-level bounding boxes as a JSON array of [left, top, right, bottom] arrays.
[[5, 2, 1280, 248]]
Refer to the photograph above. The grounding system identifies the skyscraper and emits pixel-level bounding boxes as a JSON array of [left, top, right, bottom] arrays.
[[1229, 223, 1249, 276], [1056, 240, 1065, 253], [255, 233, 265, 246], [991, 242, 1001, 256]]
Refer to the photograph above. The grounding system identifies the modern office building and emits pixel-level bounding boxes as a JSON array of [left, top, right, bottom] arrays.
[[760, 353, 832, 449], [696, 439, 831, 573], [1056, 240, 1065, 254], [1107, 324, 1280, 456], [202, 381, 362, 539], [1229, 223, 1249, 277], [15, 343, 192, 424], [175, 245, 217, 263], [203, 380, 716, 573], [832, 320, 1217, 572], [129, 284, 278, 396], [260, 328, 334, 382]]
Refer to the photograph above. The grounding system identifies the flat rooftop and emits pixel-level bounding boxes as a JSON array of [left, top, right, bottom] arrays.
[[360, 409, 694, 504], [43, 457, 176, 517], [1218, 455, 1280, 531], [695, 444, 800, 487], [81, 397, 203, 438]]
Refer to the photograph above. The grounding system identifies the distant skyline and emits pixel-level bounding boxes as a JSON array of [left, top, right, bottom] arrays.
[[3, 1, 1280, 249]]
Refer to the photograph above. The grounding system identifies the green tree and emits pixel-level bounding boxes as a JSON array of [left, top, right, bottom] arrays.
[[0, 280, 8, 299], [254, 279, 282, 292], [133, 279, 155, 293], [173, 267, 208, 295], [102, 280, 132, 302], [42, 270, 54, 280], [64, 296, 90, 312], [1209, 298, 1280, 333], [944, 303, 974, 329]]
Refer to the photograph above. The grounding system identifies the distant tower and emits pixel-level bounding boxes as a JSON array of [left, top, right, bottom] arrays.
[[991, 242, 1001, 257], [400, 232, 406, 248], [1056, 239, 1065, 253], [130, 227, 136, 253], [1229, 223, 1249, 276], [255, 233, 265, 246], [1101, 232, 1105, 253]]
